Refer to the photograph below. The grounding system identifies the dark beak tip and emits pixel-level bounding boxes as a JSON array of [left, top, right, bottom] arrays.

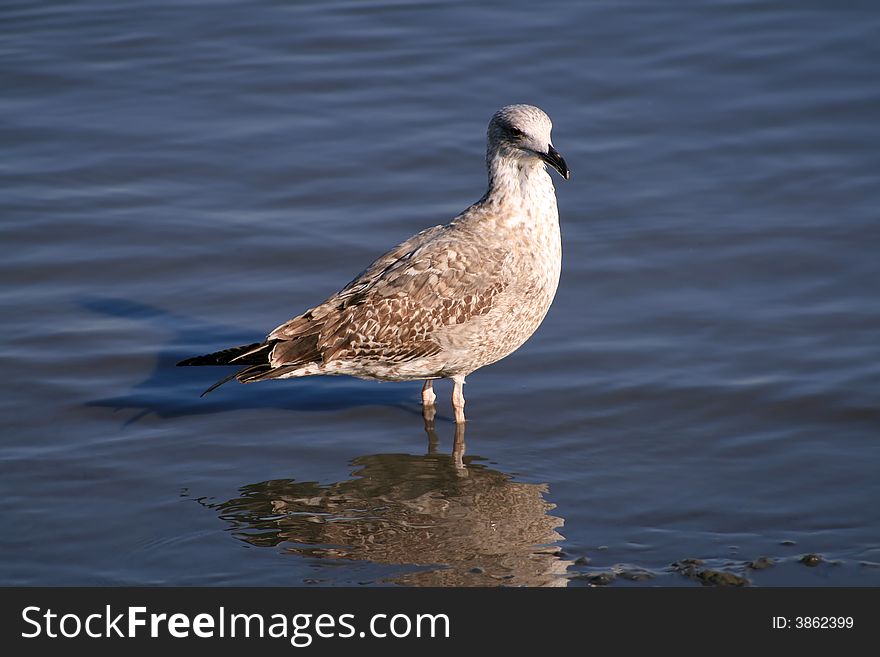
[[542, 145, 570, 181]]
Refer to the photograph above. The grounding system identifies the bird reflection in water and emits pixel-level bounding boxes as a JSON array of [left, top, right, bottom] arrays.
[[210, 417, 570, 586]]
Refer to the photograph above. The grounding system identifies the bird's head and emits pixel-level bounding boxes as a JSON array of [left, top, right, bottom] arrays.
[[487, 104, 570, 180]]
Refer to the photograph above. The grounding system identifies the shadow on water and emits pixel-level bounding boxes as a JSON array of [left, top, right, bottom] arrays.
[[79, 296, 416, 422], [203, 420, 571, 587]]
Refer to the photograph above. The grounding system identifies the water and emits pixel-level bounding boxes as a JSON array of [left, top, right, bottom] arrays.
[[2, 0, 879, 586]]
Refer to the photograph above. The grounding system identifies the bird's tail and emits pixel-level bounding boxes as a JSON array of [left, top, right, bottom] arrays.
[[177, 341, 276, 396], [177, 338, 321, 396], [176, 342, 267, 367]]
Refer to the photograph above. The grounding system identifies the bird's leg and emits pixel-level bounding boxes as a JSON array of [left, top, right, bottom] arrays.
[[451, 375, 466, 424], [422, 403, 437, 429], [421, 379, 437, 405], [421, 379, 437, 427]]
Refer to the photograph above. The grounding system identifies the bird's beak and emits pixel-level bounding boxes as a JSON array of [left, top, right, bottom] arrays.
[[540, 144, 570, 180]]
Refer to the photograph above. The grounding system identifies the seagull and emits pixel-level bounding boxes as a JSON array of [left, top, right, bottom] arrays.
[[178, 104, 569, 423]]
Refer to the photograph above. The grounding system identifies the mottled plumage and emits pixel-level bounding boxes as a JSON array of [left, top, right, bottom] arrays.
[[178, 104, 569, 422]]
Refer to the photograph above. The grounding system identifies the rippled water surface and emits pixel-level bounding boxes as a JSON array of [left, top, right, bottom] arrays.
[[2, 0, 879, 586]]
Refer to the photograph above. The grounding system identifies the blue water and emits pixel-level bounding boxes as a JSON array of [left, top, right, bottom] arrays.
[[2, 0, 879, 586]]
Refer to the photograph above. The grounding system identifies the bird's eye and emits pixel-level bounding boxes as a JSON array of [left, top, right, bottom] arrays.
[[509, 127, 525, 138]]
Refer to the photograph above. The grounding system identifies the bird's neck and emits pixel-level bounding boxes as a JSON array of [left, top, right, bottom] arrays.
[[481, 152, 558, 228]]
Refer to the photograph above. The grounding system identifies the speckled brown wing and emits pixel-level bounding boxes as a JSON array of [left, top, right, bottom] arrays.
[[266, 223, 510, 371], [266, 225, 446, 345]]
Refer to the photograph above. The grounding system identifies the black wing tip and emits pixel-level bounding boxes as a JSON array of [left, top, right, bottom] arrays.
[[195, 362, 278, 397], [178, 343, 289, 397], [176, 342, 268, 368], [177, 353, 220, 367], [199, 370, 243, 396]]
